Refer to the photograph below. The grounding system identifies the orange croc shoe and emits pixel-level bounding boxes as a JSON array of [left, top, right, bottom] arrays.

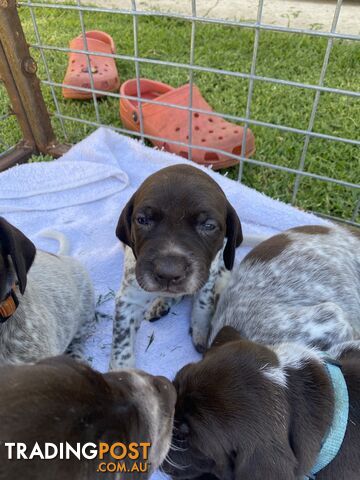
[[62, 31, 120, 99], [120, 79, 255, 169]]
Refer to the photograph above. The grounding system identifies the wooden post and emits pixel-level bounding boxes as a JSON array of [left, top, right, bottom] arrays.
[[0, 0, 69, 170]]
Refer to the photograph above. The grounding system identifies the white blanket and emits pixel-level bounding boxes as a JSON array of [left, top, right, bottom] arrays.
[[0, 127, 328, 478]]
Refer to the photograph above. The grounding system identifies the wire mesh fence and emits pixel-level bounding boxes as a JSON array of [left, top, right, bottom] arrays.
[[2, 0, 360, 225]]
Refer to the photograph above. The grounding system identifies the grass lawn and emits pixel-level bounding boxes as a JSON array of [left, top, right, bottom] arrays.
[[0, 3, 359, 223]]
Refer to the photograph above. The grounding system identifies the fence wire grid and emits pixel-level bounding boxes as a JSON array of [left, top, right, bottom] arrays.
[[5, 0, 360, 225]]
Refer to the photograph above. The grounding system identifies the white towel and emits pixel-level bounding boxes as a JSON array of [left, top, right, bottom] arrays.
[[0, 127, 329, 479]]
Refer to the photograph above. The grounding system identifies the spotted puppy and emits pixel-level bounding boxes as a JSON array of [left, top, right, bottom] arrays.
[[0, 355, 176, 479], [110, 164, 242, 368], [207, 224, 360, 350], [0, 217, 94, 364], [165, 327, 360, 480]]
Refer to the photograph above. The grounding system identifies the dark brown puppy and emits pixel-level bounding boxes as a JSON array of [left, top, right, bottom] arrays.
[[111, 164, 243, 368], [116, 164, 242, 295], [0, 217, 36, 301], [0, 356, 176, 480], [164, 327, 360, 480]]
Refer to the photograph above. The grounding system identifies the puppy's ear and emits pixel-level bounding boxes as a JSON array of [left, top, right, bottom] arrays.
[[116, 194, 135, 248], [284, 361, 334, 475], [209, 326, 243, 349], [0, 217, 36, 294], [233, 361, 333, 479], [223, 202, 242, 270]]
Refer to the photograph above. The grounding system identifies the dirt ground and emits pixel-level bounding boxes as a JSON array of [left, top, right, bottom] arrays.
[[75, 0, 360, 36]]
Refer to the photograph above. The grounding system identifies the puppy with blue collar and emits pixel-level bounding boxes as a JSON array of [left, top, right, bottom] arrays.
[[165, 327, 360, 480]]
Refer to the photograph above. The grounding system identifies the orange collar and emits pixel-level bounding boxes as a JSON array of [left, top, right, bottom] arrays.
[[0, 285, 19, 323]]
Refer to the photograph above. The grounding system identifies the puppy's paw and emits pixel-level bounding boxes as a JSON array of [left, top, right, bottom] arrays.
[[145, 297, 172, 322], [194, 342, 206, 354], [191, 325, 209, 354]]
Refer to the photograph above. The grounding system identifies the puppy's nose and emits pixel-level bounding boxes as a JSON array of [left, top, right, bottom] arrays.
[[153, 256, 188, 284]]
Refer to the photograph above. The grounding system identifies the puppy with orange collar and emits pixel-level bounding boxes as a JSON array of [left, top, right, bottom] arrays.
[[0, 217, 94, 364]]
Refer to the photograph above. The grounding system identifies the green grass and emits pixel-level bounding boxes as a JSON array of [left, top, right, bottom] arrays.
[[0, 3, 359, 223]]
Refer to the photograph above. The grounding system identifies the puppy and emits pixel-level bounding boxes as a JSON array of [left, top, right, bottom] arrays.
[[0, 217, 94, 364], [165, 327, 360, 480], [0, 356, 176, 479], [111, 164, 242, 368], [207, 224, 360, 350]]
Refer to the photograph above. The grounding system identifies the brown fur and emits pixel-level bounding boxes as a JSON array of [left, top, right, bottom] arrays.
[[290, 225, 331, 235], [116, 165, 242, 294], [0, 356, 176, 480], [317, 348, 360, 480], [165, 327, 360, 480], [0, 217, 36, 298], [348, 226, 360, 240], [243, 233, 291, 264]]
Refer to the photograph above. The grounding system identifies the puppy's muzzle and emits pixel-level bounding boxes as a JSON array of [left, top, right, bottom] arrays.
[[152, 375, 177, 407], [152, 255, 190, 288]]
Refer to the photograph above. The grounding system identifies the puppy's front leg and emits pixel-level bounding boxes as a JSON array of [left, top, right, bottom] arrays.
[[191, 251, 230, 353], [110, 247, 148, 370], [110, 286, 144, 370]]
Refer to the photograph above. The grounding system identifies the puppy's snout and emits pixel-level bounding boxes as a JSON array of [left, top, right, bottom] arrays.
[[153, 256, 189, 285], [153, 375, 172, 391], [152, 375, 177, 407]]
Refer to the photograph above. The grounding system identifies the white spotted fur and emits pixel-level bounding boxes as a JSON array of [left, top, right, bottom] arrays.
[[110, 245, 225, 369], [262, 343, 324, 387], [207, 226, 360, 386], [0, 234, 95, 365]]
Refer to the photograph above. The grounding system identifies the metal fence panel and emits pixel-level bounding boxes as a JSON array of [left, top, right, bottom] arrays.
[[2, 0, 359, 225]]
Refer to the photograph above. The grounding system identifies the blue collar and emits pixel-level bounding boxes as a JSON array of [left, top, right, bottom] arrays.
[[304, 359, 349, 479]]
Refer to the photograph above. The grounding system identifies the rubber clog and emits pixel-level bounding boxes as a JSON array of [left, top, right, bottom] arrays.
[[120, 79, 255, 169], [62, 31, 120, 99]]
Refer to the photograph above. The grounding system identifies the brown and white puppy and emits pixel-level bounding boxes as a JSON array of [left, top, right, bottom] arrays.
[[0, 356, 176, 480], [111, 164, 242, 368], [0, 217, 94, 364], [165, 327, 360, 480], [208, 224, 360, 350]]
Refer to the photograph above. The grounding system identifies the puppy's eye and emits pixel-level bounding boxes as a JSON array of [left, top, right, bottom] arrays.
[[136, 215, 150, 226], [200, 221, 217, 231], [203, 223, 216, 231]]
